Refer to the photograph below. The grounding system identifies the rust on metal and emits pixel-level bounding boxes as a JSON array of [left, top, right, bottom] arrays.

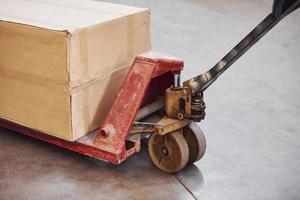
[[93, 52, 184, 163], [0, 52, 183, 164], [130, 122, 164, 134], [154, 117, 191, 136], [1, 0, 298, 172], [134, 114, 191, 135]]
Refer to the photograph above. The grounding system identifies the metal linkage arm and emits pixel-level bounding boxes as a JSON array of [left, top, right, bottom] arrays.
[[184, 0, 300, 95]]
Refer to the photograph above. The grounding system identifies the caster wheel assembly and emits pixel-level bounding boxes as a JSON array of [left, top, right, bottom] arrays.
[[148, 130, 189, 173], [148, 122, 206, 173]]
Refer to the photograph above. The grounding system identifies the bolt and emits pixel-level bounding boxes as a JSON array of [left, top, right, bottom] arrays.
[[99, 128, 109, 138]]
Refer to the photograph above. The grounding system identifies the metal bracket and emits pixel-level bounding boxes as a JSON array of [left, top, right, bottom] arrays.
[[131, 116, 191, 136]]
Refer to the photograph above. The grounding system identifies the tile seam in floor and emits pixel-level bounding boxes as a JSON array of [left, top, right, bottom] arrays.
[[142, 140, 197, 200], [174, 174, 197, 200]]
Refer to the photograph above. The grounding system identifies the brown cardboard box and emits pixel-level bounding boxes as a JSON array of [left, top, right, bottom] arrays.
[[0, 0, 151, 141]]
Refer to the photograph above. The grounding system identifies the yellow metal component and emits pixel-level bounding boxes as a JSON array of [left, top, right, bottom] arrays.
[[154, 117, 191, 136], [131, 116, 191, 136], [165, 87, 191, 120], [130, 122, 163, 135], [165, 86, 206, 122]]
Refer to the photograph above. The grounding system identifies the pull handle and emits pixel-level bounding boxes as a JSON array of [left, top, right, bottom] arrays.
[[184, 0, 300, 95]]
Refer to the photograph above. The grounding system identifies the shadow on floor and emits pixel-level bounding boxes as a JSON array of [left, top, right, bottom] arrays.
[[0, 128, 204, 200]]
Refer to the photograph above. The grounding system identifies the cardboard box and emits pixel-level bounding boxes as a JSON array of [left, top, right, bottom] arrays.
[[0, 0, 151, 141]]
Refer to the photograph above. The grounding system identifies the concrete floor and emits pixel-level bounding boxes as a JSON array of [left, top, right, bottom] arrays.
[[1, 0, 300, 199]]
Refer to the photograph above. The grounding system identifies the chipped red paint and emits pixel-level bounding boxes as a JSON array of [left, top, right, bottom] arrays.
[[0, 52, 184, 164], [0, 118, 118, 163], [95, 53, 184, 162]]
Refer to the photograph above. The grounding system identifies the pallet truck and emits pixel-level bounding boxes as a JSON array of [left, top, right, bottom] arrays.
[[0, 0, 299, 173]]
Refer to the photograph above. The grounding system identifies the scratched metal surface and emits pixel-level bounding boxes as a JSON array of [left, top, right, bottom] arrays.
[[1, 0, 300, 199]]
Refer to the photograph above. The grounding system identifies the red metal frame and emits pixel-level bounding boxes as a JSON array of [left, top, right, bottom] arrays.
[[0, 52, 183, 164]]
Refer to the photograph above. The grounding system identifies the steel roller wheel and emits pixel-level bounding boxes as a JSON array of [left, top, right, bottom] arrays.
[[183, 122, 206, 164], [148, 130, 189, 173]]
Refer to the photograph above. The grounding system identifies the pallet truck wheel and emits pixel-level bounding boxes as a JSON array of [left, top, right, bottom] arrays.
[[148, 130, 189, 173], [183, 122, 206, 164]]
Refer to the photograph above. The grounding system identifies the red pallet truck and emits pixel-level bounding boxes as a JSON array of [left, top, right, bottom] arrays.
[[0, 0, 299, 173]]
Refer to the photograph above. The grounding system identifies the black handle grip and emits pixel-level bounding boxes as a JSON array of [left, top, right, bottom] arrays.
[[273, 0, 300, 18]]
